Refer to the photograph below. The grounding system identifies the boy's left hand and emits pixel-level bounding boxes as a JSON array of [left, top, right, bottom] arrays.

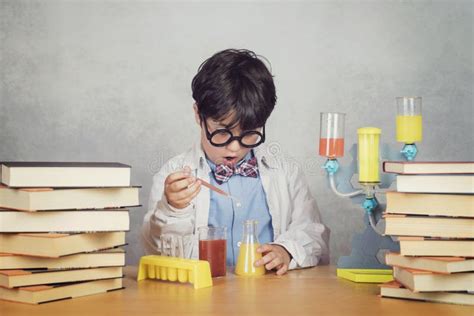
[[254, 244, 291, 275]]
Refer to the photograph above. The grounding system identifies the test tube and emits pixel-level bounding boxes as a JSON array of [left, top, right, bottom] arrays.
[[396, 97, 422, 144], [319, 112, 346, 158], [357, 127, 381, 183]]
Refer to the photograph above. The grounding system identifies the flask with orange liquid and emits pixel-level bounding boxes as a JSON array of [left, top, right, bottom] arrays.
[[235, 220, 265, 276]]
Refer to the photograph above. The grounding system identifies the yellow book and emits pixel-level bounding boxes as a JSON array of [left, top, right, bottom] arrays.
[[337, 268, 393, 283]]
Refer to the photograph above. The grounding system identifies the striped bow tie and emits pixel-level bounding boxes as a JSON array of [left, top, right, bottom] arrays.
[[213, 157, 258, 184]]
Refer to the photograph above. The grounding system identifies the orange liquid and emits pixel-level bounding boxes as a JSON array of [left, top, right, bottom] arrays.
[[319, 138, 344, 158], [235, 243, 265, 276]]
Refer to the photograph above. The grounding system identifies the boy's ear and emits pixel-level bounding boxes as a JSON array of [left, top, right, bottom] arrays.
[[193, 103, 201, 126]]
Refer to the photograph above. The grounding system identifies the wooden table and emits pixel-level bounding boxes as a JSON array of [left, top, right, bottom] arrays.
[[0, 266, 471, 315]]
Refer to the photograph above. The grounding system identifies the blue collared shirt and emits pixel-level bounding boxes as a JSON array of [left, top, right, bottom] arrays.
[[206, 151, 274, 266]]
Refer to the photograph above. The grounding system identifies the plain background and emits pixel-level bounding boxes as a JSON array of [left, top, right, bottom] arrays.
[[1, 0, 472, 265]]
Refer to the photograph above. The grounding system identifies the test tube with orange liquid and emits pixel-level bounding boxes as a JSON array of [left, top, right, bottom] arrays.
[[319, 112, 346, 175], [319, 112, 346, 158]]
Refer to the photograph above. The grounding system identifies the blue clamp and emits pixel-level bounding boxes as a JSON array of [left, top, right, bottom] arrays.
[[362, 197, 378, 214], [322, 159, 340, 175], [401, 143, 418, 161]]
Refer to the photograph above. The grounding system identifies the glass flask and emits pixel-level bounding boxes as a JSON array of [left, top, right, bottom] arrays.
[[235, 219, 265, 276]]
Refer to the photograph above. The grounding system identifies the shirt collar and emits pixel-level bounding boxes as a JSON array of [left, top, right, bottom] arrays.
[[206, 150, 253, 172], [184, 141, 279, 173]]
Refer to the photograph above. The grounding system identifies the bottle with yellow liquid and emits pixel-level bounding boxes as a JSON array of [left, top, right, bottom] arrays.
[[235, 220, 265, 276]]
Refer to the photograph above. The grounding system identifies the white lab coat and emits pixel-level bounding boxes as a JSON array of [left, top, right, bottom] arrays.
[[141, 142, 330, 269]]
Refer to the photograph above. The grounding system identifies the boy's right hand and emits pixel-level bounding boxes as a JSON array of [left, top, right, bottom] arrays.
[[164, 166, 201, 209]]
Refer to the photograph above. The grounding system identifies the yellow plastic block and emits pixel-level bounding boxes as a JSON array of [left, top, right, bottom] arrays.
[[137, 255, 213, 289], [336, 268, 393, 283]]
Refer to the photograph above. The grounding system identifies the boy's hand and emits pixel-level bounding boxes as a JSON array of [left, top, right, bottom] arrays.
[[254, 244, 291, 275], [164, 166, 201, 209]]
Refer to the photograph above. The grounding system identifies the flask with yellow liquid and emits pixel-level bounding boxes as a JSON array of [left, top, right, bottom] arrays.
[[235, 219, 265, 276]]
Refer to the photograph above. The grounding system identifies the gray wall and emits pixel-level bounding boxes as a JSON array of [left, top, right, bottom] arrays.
[[1, 0, 472, 265]]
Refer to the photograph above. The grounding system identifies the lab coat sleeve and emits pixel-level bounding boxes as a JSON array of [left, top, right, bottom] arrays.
[[272, 164, 330, 269], [141, 161, 196, 257]]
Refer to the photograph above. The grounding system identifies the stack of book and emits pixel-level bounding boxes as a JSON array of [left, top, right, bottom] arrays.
[[0, 162, 140, 304], [380, 161, 474, 306]]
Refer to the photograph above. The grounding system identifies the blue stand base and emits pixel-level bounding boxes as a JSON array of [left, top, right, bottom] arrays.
[[332, 143, 402, 270], [337, 209, 399, 270], [401, 143, 418, 161]]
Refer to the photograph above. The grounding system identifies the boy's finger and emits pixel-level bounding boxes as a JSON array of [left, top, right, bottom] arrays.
[[165, 191, 181, 206], [169, 177, 196, 192], [256, 244, 273, 254], [165, 169, 193, 185], [175, 180, 201, 201], [176, 181, 202, 204], [183, 166, 191, 173], [265, 256, 282, 271], [185, 181, 202, 200], [254, 251, 276, 267], [276, 264, 288, 276], [165, 192, 189, 209]]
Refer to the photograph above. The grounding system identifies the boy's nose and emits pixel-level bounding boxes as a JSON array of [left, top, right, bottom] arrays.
[[226, 139, 242, 152]]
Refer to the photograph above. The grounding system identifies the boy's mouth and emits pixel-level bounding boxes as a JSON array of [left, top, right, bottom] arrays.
[[224, 156, 238, 165]]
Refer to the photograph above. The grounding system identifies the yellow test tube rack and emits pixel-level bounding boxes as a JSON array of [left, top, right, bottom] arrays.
[[137, 255, 213, 289]]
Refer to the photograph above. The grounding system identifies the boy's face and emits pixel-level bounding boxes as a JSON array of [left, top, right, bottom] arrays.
[[194, 105, 260, 166]]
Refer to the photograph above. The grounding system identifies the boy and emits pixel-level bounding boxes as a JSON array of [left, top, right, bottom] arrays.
[[142, 49, 329, 275]]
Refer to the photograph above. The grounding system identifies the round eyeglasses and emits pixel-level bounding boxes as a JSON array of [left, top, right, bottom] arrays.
[[201, 115, 265, 148]]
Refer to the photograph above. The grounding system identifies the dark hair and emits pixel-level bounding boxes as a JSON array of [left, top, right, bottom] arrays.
[[191, 49, 276, 130]]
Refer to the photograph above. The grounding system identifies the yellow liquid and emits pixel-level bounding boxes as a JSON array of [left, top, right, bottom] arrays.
[[396, 115, 422, 143], [358, 131, 380, 183], [235, 243, 265, 276]]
